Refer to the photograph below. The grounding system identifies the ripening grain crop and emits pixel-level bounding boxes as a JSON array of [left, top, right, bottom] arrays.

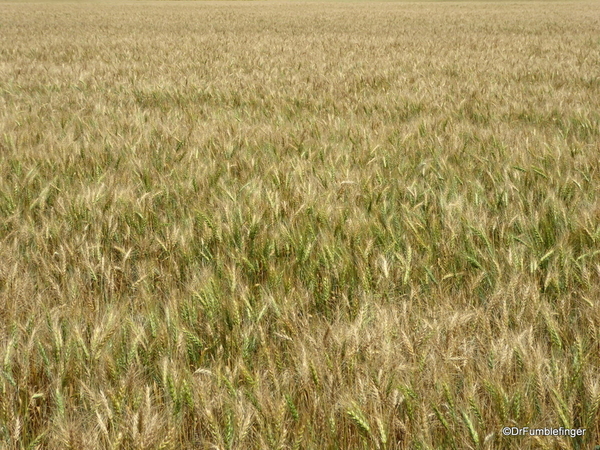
[[1, 1, 600, 449]]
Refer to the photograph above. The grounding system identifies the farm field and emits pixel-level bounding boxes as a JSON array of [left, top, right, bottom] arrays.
[[1, 1, 600, 449]]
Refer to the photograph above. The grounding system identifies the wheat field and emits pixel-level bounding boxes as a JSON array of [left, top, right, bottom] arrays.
[[1, 1, 600, 449]]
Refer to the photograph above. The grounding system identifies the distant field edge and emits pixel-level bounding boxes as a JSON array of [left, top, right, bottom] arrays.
[[1, 0, 593, 3]]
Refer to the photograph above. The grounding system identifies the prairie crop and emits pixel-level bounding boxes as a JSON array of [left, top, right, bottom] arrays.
[[1, 1, 599, 449]]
